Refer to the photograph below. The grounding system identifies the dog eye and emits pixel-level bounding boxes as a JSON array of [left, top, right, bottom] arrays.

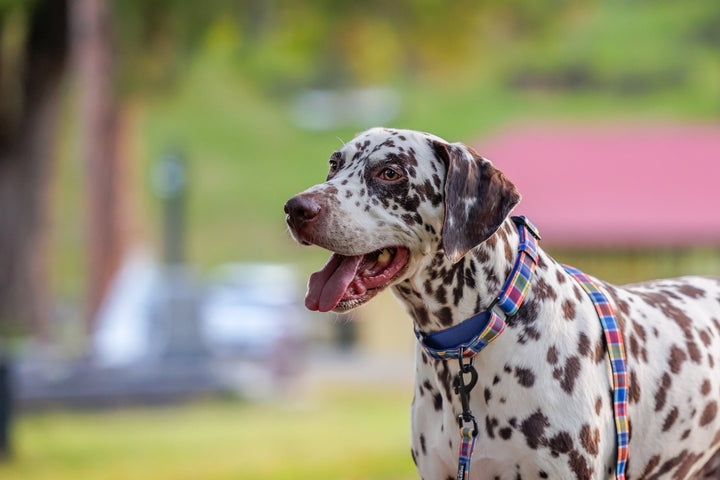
[[329, 160, 338, 172], [380, 168, 401, 181]]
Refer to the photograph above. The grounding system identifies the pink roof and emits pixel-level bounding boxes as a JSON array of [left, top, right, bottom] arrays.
[[473, 123, 720, 248]]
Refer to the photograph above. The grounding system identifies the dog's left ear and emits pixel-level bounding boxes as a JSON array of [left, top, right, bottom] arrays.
[[432, 141, 521, 264]]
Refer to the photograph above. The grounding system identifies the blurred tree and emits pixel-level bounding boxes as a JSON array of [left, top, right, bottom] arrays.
[[108, 0, 581, 96], [0, 0, 69, 459], [71, 0, 126, 331], [0, 0, 68, 340]]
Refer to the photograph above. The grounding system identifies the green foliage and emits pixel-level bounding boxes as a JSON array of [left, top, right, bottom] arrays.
[[2, 391, 416, 480], [502, 0, 720, 102], [112, 0, 587, 95], [50, 0, 720, 297], [0, 0, 37, 15]]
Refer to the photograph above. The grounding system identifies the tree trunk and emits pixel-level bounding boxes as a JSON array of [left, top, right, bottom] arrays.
[[0, 0, 69, 461], [71, 0, 125, 331], [0, 0, 69, 340]]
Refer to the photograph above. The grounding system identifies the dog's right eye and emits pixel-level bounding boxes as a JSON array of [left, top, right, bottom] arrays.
[[329, 160, 338, 173]]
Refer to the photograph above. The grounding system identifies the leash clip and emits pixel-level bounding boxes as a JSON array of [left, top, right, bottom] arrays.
[[454, 356, 479, 435], [454, 355, 479, 480]]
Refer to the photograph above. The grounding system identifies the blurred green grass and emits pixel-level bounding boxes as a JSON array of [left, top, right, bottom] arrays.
[[1, 390, 416, 480]]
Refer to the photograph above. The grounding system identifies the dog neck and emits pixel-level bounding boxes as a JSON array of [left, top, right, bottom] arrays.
[[393, 217, 544, 334]]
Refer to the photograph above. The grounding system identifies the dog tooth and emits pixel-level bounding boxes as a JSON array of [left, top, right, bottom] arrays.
[[378, 248, 391, 263]]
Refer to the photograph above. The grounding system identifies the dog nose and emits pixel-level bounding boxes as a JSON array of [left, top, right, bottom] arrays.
[[284, 195, 321, 230]]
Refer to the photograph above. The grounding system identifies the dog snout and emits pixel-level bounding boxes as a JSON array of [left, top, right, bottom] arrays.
[[284, 194, 322, 234]]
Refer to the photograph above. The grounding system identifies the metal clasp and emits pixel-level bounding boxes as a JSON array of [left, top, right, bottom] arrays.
[[454, 355, 479, 435]]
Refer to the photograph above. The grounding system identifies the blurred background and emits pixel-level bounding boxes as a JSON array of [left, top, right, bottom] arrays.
[[0, 0, 719, 478]]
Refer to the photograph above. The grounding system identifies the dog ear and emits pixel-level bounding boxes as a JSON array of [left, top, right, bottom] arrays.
[[432, 141, 521, 264]]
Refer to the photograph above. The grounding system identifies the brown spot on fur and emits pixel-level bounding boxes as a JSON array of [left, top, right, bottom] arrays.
[[534, 278, 557, 301], [560, 356, 581, 394], [503, 238, 513, 263], [562, 299, 576, 321], [699, 329, 711, 347], [616, 298, 630, 316], [547, 345, 559, 365], [485, 233, 497, 249], [655, 373, 672, 412], [580, 424, 599, 456], [434, 285, 447, 304], [629, 335, 640, 361], [678, 284, 705, 299], [485, 416, 499, 439], [700, 401, 717, 427], [668, 345, 687, 374], [628, 370, 640, 404], [437, 307, 453, 327], [573, 285, 584, 302], [548, 431, 573, 455], [662, 406, 679, 431], [686, 340, 702, 364], [640, 454, 661, 477], [631, 321, 646, 342], [537, 254, 548, 269], [433, 393, 443, 411], [701, 379, 711, 396], [514, 367, 536, 388], [594, 337, 605, 364], [520, 410, 549, 450], [577, 332, 590, 357], [411, 304, 431, 328], [595, 397, 602, 415], [568, 450, 593, 480]]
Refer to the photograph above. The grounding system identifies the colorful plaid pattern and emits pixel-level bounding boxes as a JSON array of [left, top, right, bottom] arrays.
[[495, 216, 540, 316], [457, 421, 478, 480], [563, 264, 629, 480]]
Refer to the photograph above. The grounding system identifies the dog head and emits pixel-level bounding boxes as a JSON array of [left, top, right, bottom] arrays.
[[284, 127, 520, 312]]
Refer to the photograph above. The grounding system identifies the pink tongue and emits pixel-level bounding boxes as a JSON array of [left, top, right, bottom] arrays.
[[305, 253, 363, 312]]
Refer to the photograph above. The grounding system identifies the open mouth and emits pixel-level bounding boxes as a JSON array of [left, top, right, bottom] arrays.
[[305, 247, 410, 312]]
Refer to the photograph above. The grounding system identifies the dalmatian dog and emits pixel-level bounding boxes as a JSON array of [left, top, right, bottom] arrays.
[[284, 127, 720, 479]]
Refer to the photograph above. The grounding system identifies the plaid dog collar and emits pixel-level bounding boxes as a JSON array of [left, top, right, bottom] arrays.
[[415, 215, 541, 360]]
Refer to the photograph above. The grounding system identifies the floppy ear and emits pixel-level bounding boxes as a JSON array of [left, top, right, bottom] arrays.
[[432, 141, 521, 264]]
